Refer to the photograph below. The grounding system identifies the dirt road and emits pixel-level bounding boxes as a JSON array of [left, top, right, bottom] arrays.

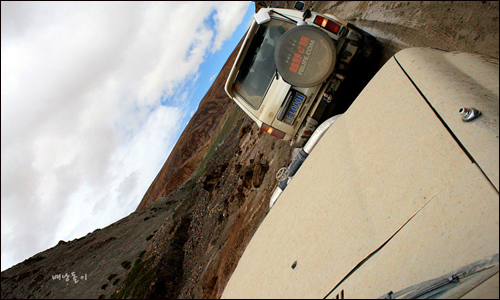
[[311, 1, 499, 65]]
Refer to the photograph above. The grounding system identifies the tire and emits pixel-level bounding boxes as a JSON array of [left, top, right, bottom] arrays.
[[275, 25, 337, 87], [347, 23, 380, 59]]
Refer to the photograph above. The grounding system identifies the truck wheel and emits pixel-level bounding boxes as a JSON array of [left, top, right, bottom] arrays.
[[275, 25, 336, 87], [347, 23, 380, 60]]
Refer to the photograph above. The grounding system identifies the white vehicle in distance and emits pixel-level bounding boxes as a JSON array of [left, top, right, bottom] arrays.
[[225, 2, 378, 147]]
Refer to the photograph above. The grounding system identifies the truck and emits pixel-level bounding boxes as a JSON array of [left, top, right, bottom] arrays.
[[225, 3, 378, 147]]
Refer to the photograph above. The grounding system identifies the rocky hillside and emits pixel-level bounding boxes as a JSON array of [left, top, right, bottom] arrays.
[[1, 2, 296, 298], [135, 0, 293, 213], [135, 37, 244, 212], [0, 86, 294, 299]]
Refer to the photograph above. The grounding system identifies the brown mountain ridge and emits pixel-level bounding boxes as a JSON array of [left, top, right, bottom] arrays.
[[135, 36, 244, 212], [1, 2, 296, 298]]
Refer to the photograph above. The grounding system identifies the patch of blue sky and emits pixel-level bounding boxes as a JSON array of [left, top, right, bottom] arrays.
[[120, 4, 254, 147], [209, 73, 218, 83], [204, 9, 217, 30], [184, 4, 254, 116], [160, 72, 198, 107], [170, 4, 255, 144]]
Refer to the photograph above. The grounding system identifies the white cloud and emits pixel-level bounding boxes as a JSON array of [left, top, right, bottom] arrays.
[[1, 1, 252, 271], [209, 73, 218, 83], [211, 2, 252, 53]]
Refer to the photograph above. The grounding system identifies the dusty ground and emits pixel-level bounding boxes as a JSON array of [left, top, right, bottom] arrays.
[[314, 1, 499, 62]]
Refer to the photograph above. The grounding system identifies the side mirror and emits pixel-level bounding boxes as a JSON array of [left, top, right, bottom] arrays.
[[294, 1, 305, 11], [254, 8, 271, 25]]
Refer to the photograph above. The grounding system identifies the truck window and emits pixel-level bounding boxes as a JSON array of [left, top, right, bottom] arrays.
[[233, 19, 294, 109]]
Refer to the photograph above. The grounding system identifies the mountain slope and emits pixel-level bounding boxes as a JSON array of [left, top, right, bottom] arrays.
[[135, 36, 244, 212], [1, 3, 297, 298]]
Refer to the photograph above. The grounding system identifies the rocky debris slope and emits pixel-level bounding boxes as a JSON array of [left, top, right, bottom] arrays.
[[0, 105, 293, 299], [0, 191, 183, 299], [0, 71, 294, 300], [109, 105, 294, 299]]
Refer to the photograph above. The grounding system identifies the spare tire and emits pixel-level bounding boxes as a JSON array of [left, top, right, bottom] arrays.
[[275, 25, 336, 87]]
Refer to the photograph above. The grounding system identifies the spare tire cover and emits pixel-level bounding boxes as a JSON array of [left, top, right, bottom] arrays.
[[275, 25, 336, 87]]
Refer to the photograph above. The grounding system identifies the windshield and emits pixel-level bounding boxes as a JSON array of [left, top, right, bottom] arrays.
[[233, 19, 295, 109]]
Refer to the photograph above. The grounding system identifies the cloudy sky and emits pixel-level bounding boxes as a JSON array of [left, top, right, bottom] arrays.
[[1, 1, 254, 271]]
